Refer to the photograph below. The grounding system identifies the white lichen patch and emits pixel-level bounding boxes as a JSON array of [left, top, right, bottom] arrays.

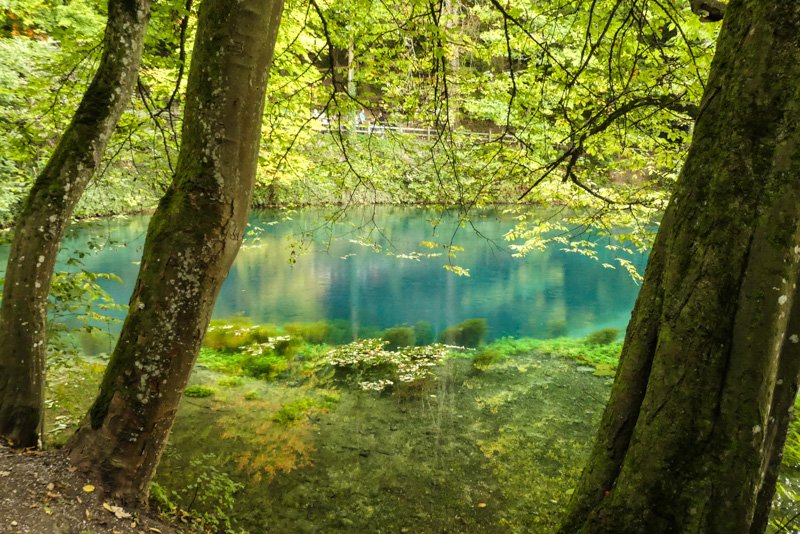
[[779, 295, 788, 305], [752, 425, 762, 434], [791, 334, 800, 344]]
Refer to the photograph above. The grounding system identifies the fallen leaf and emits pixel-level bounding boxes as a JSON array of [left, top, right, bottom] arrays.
[[149, 528, 162, 533], [0, 470, 10, 477], [82, 484, 95, 493], [103, 502, 132, 519]]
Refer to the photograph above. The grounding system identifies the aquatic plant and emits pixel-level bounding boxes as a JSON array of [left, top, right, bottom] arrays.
[[383, 326, 416, 350], [184, 385, 216, 398], [272, 395, 339, 425], [472, 348, 506, 371], [439, 318, 487, 348], [584, 328, 620, 346], [413, 320, 435, 346], [241, 354, 290, 380], [325, 339, 452, 392], [284, 321, 330, 344], [217, 376, 244, 388], [546, 319, 568, 338], [203, 319, 282, 351]]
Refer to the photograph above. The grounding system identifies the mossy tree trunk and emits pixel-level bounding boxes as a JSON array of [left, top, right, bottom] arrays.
[[0, 0, 151, 448], [66, 0, 284, 505], [559, 2, 800, 532]]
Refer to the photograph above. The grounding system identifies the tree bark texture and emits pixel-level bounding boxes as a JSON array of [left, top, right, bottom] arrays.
[[0, 0, 151, 448], [66, 0, 284, 505], [559, 2, 800, 532]]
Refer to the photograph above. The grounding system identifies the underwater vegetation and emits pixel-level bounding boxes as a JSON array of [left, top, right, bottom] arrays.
[[43, 318, 800, 533], [439, 318, 488, 348]]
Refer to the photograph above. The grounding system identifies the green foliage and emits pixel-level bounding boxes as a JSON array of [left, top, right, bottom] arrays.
[[2, 262, 127, 360], [151, 454, 243, 533], [472, 348, 506, 371], [325, 339, 452, 392], [242, 354, 289, 380], [217, 376, 244, 388], [184, 385, 215, 398], [284, 321, 330, 344], [486, 337, 622, 377], [382, 326, 416, 351], [584, 328, 620, 346], [203, 319, 280, 350], [272, 395, 339, 426], [439, 318, 487, 348]]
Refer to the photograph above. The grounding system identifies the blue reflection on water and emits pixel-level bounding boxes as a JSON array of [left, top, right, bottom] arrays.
[[5, 206, 648, 342]]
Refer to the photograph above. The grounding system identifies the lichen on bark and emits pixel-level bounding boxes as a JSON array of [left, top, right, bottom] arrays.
[[559, 2, 800, 533], [66, 0, 285, 505], [0, 0, 152, 448]]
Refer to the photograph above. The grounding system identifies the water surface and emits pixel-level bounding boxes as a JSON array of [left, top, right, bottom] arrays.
[[3, 206, 647, 342]]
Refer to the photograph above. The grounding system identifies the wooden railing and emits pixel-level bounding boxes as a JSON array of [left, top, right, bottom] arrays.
[[313, 123, 505, 142]]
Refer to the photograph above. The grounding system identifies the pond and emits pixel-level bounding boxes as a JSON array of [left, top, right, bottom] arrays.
[[16, 206, 660, 532], [16, 206, 647, 347]]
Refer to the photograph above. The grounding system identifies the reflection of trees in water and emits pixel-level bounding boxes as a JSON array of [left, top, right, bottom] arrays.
[[19, 208, 646, 340]]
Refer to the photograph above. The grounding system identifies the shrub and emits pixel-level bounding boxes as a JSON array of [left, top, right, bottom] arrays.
[[585, 328, 620, 346], [184, 385, 215, 398], [413, 321, 434, 346], [383, 326, 416, 351], [243, 390, 259, 401]]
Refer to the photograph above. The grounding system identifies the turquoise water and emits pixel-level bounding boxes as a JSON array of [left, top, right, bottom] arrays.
[[6, 206, 647, 341]]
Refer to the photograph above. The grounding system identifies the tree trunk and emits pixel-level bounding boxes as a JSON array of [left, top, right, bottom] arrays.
[[66, 0, 284, 505], [559, 2, 800, 532], [0, 0, 151, 448]]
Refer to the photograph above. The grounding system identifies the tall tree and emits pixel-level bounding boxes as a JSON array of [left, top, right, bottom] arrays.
[[66, 0, 285, 504], [0, 0, 152, 448], [559, 1, 800, 532]]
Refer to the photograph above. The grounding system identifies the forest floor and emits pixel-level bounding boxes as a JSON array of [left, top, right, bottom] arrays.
[[0, 445, 174, 534]]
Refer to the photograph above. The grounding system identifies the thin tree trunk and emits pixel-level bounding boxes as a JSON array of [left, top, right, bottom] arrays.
[[560, 1, 800, 532], [0, 0, 151, 448], [66, 0, 284, 505]]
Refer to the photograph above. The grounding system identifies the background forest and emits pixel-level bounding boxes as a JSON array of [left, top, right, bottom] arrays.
[[0, 0, 716, 240]]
